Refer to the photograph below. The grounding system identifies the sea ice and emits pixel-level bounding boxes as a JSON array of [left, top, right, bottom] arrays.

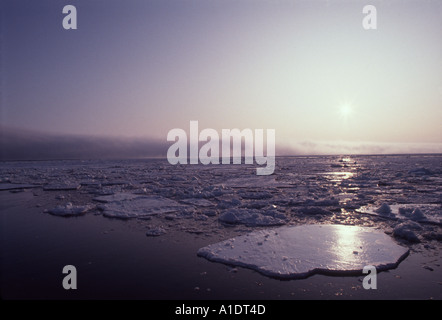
[[216, 198, 242, 209], [203, 210, 217, 217], [101, 180, 131, 186], [219, 176, 292, 188], [238, 191, 273, 200], [375, 203, 393, 216], [179, 198, 215, 207], [408, 168, 433, 175], [357, 204, 440, 225], [145, 226, 166, 237], [303, 199, 340, 207], [98, 194, 187, 219], [47, 202, 94, 216], [243, 201, 269, 209], [197, 224, 409, 279], [93, 192, 143, 203], [0, 183, 40, 190], [218, 209, 287, 226], [43, 183, 81, 191], [409, 208, 426, 221], [297, 207, 334, 216], [393, 221, 422, 243]]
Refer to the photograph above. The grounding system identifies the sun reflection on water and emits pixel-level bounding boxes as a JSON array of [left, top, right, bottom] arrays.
[[322, 171, 355, 182]]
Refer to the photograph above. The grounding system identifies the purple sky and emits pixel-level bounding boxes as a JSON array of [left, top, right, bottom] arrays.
[[1, 0, 442, 157]]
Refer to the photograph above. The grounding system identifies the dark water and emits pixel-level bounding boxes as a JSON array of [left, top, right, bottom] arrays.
[[1, 191, 441, 300]]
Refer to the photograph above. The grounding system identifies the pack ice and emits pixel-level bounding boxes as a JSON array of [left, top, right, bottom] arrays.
[[197, 225, 409, 279], [218, 208, 288, 226], [356, 203, 441, 225], [95, 192, 187, 219]]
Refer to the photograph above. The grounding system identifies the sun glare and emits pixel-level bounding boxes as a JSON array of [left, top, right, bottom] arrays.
[[339, 104, 353, 120]]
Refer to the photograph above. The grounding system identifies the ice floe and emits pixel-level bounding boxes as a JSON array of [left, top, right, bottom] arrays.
[[356, 204, 441, 225], [43, 183, 81, 191], [97, 194, 188, 219], [374, 203, 394, 217], [93, 192, 143, 203], [0, 183, 40, 190], [145, 226, 166, 237], [408, 168, 433, 175], [197, 224, 409, 279], [218, 208, 288, 226], [303, 199, 340, 207], [219, 176, 292, 188], [179, 198, 215, 207], [216, 198, 242, 209], [393, 221, 422, 243], [238, 191, 273, 200], [46, 202, 94, 217], [297, 207, 334, 216]]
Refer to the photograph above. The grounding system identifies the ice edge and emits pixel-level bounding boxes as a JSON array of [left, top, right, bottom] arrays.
[[196, 243, 410, 280]]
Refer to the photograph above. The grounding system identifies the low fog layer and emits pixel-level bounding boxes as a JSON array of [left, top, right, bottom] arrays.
[[0, 128, 166, 161], [1, 128, 441, 161]]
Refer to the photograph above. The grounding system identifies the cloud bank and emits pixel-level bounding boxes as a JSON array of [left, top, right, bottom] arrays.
[[1, 127, 441, 161], [0, 128, 166, 161]]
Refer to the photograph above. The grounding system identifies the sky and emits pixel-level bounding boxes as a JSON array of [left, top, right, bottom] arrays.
[[1, 0, 442, 158]]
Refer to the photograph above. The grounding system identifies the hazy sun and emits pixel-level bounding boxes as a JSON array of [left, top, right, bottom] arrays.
[[339, 104, 353, 119]]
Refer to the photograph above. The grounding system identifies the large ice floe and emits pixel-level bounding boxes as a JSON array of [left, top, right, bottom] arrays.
[[197, 224, 409, 279]]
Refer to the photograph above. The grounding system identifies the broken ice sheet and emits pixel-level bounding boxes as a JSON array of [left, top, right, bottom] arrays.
[[98, 194, 188, 219], [218, 176, 293, 188], [179, 198, 215, 207], [393, 221, 422, 243], [197, 225, 409, 279], [93, 192, 143, 203], [356, 204, 441, 225], [218, 209, 288, 227]]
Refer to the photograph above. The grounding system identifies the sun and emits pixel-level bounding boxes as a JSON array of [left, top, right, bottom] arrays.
[[339, 104, 353, 119]]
